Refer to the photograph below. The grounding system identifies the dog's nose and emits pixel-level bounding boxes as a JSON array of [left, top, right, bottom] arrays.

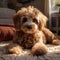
[[27, 26, 32, 29]]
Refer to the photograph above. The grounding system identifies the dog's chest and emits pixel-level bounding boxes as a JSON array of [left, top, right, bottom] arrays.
[[16, 31, 40, 49]]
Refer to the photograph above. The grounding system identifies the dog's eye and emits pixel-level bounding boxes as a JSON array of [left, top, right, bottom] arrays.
[[33, 18, 38, 24], [22, 17, 27, 23]]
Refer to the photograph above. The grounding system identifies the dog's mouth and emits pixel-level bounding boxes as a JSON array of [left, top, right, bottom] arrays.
[[21, 24, 38, 34]]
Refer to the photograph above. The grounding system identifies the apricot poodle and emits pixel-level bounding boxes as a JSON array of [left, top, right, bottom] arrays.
[[7, 6, 60, 55]]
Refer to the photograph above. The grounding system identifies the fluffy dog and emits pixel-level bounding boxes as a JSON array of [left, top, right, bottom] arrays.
[[7, 6, 60, 55]]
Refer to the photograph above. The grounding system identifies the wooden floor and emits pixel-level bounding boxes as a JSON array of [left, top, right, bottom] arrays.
[[0, 42, 60, 60]]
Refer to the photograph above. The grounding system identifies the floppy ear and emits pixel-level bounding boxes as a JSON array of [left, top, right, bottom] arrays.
[[13, 13, 21, 31], [38, 12, 48, 30]]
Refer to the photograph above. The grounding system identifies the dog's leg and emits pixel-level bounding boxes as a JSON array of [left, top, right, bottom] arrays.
[[42, 28, 55, 43], [31, 42, 48, 55], [43, 28, 60, 45], [7, 42, 23, 55]]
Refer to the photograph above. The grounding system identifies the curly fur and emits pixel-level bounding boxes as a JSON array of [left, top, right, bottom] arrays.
[[7, 6, 60, 55]]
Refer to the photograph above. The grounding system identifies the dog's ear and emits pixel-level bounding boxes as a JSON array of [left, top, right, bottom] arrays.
[[32, 7, 48, 30], [38, 12, 48, 30], [13, 13, 21, 31]]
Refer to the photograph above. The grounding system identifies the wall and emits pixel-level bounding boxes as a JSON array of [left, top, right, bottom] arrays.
[[55, 0, 60, 4], [0, 0, 45, 13], [23, 0, 45, 13]]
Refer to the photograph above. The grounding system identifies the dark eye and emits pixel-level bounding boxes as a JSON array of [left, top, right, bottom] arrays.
[[22, 17, 27, 23], [33, 18, 38, 24]]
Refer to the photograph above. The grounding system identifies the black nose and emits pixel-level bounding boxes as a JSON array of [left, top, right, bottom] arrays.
[[27, 26, 32, 29]]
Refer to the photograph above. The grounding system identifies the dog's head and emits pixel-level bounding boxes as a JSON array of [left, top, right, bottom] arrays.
[[13, 6, 48, 34]]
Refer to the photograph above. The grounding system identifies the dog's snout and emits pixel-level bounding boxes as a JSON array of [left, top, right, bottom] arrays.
[[27, 25, 32, 29]]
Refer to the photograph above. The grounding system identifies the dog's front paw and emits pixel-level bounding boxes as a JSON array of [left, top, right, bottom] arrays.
[[31, 43, 48, 55], [9, 46, 23, 55], [7, 43, 23, 55]]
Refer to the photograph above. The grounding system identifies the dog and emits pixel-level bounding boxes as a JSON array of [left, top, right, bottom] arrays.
[[7, 6, 60, 55]]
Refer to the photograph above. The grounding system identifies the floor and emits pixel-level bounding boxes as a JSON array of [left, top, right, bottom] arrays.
[[0, 41, 60, 60]]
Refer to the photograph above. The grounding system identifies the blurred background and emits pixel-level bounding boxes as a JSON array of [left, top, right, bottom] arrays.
[[0, 0, 60, 35]]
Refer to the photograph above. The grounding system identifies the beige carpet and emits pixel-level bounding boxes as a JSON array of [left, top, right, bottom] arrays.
[[0, 41, 60, 60]]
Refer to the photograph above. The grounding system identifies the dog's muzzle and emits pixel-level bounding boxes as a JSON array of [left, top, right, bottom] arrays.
[[21, 22, 38, 34]]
